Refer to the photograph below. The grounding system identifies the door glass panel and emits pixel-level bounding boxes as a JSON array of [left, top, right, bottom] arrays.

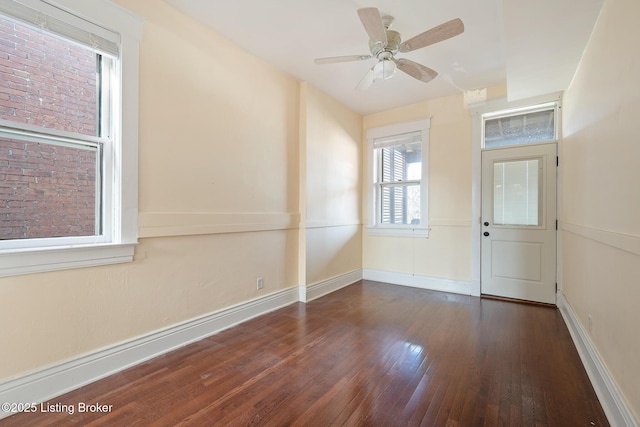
[[493, 159, 541, 226]]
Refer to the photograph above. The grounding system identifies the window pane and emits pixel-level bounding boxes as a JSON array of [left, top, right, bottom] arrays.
[[380, 183, 420, 225], [0, 14, 99, 136], [0, 137, 99, 240], [380, 141, 421, 182], [493, 159, 540, 226], [484, 109, 554, 148]]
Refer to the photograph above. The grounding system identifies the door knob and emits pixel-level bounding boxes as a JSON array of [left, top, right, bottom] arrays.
[[483, 222, 489, 226], [483, 231, 490, 236]]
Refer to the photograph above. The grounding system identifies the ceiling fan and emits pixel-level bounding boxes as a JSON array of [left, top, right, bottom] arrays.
[[314, 7, 464, 90]]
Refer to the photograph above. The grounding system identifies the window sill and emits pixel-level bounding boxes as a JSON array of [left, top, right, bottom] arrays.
[[366, 227, 430, 238], [0, 243, 137, 278]]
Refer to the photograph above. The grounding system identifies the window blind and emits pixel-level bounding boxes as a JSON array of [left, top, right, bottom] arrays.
[[373, 131, 421, 149], [381, 146, 406, 182], [380, 146, 409, 224]]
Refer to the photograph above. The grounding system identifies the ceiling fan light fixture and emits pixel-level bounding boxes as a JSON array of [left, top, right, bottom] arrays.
[[373, 59, 396, 80]]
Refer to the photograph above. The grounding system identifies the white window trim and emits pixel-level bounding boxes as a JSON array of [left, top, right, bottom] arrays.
[[366, 118, 430, 238], [0, 0, 143, 277]]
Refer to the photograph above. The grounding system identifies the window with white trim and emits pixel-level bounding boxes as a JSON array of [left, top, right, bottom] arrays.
[[367, 118, 430, 237], [0, 0, 141, 277]]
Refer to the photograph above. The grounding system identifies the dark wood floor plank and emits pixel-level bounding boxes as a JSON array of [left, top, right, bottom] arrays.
[[1, 281, 609, 426]]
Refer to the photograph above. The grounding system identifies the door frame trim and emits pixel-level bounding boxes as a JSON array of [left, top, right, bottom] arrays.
[[470, 92, 562, 298]]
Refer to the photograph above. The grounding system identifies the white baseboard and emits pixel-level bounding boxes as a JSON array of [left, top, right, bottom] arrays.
[[362, 269, 471, 295], [470, 279, 481, 297], [304, 269, 362, 302], [298, 284, 307, 302], [0, 286, 299, 420], [557, 293, 638, 427]]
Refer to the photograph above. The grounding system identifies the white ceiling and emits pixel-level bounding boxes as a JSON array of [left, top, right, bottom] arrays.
[[165, 0, 603, 115]]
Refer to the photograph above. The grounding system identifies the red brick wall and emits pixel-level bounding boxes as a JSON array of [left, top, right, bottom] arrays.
[[0, 16, 99, 240]]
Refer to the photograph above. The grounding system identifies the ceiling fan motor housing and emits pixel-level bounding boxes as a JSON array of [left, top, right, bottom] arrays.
[[370, 30, 401, 58]]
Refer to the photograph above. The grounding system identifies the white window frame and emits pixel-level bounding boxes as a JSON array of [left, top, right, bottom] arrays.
[[0, 0, 143, 277], [366, 118, 430, 237]]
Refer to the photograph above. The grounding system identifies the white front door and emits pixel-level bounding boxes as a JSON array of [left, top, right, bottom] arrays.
[[481, 143, 557, 304]]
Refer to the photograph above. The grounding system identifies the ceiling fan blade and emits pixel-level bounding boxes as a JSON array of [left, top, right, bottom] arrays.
[[399, 18, 464, 53], [395, 59, 438, 83], [357, 7, 387, 46], [314, 55, 372, 65], [355, 68, 375, 91]]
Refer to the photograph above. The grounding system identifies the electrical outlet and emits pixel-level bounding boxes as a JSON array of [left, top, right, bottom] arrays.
[[588, 315, 593, 332], [256, 277, 264, 290]]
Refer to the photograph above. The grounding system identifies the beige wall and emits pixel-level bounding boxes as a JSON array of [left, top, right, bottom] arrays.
[[0, 0, 301, 381], [134, 2, 298, 214], [362, 86, 505, 283], [561, 0, 640, 419], [301, 84, 362, 285]]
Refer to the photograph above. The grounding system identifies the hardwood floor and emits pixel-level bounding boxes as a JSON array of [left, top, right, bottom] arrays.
[[2, 281, 609, 426]]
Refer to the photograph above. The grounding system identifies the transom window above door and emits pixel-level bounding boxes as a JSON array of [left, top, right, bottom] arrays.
[[482, 102, 559, 148]]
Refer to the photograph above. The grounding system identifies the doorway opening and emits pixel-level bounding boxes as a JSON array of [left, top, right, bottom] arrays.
[[471, 96, 561, 304]]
